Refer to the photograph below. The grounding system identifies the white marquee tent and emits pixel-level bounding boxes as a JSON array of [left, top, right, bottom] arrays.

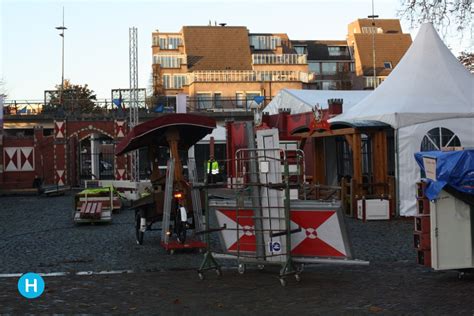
[[263, 89, 371, 115], [331, 23, 474, 216]]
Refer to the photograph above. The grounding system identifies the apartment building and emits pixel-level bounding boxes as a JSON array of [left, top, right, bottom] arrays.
[[151, 19, 412, 109], [291, 40, 354, 90], [347, 19, 412, 89], [152, 25, 307, 111]]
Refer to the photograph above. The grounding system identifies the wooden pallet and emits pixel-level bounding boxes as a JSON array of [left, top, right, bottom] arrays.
[[80, 202, 103, 220]]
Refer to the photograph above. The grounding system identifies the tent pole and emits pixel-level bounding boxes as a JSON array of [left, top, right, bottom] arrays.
[[394, 128, 400, 217]]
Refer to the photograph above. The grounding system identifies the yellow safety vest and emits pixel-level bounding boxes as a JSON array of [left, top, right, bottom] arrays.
[[207, 160, 219, 175]]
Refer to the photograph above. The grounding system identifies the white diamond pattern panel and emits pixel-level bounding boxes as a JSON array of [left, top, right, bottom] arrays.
[[4, 147, 34, 172]]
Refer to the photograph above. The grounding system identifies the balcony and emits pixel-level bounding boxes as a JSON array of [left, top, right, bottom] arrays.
[[152, 55, 187, 68], [187, 96, 270, 113], [252, 54, 307, 65], [152, 36, 183, 49], [188, 70, 308, 84]]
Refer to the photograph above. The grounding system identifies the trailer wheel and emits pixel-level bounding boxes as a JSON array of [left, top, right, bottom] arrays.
[[174, 216, 187, 244], [238, 263, 246, 274], [135, 213, 144, 245]]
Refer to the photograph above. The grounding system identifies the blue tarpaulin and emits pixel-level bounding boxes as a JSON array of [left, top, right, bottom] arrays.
[[414, 150, 474, 200]]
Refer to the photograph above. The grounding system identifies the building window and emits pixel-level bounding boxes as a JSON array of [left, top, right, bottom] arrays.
[[294, 45, 307, 54], [321, 62, 338, 75], [162, 75, 171, 89], [383, 62, 392, 69], [158, 36, 182, 50], [321, 81, 337, 90], [328, 46, 349, 56], [235, 93, 244, 108], [361, 26, 383, 34], [173, 75, 187, 89], [214, 93, 222, 108], [364, 76, 385, 89], [420, 127, 461, 151], [153, 55, 184, 68], [309, 62, 321, 75], [249, 35, 281, 50], [197, 93, 212, 109]]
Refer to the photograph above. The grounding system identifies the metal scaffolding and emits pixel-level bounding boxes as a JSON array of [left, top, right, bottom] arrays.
[[129, 27, 139, 181]]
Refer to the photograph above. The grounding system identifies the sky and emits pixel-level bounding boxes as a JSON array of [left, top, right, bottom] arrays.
[[1, 0, 471, 100]]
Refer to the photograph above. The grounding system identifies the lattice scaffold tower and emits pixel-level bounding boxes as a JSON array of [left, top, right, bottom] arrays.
[[129, 26, 139, 181]]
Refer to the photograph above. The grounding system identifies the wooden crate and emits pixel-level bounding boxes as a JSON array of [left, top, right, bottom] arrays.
[[414, 232, 431, 250]]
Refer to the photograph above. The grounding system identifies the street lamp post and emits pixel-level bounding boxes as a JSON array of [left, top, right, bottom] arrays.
[[56, 7, 67, 106], [368, 0, 378, 89]]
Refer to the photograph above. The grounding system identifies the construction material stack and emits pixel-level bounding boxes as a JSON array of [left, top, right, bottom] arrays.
[[414, 150, 474, 275], [198, 123, 361, 286], [74, 186, 120, 224], [414, 181, 431, 267]]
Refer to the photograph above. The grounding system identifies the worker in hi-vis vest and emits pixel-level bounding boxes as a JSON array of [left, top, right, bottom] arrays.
[[206, 155, 219, 183]]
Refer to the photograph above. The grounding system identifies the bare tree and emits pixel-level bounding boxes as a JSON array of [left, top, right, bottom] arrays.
[[44, 80, 99, 114], [398, 0, 473, 32], [0, 78, 7, 98], [458, 51, 474, 72]]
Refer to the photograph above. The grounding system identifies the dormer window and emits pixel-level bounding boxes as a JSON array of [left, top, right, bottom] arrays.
[[294, 45, 307, 54], [328, 46, 349, 56], [384, 61, 392, 69], [249, 35, 281, 50]]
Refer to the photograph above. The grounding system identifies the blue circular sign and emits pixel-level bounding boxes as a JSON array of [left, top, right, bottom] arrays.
[[272, 241, 281, 252], [18, 273, 45, 299]]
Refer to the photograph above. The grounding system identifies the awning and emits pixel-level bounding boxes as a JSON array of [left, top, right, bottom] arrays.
[[116, 114, 216, 155], [329, 119, 391, 129]]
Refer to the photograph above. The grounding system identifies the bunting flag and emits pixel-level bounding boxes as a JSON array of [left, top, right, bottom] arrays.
[[253, 96, 265, 104], [113, 98, 122, 109], [154, 104, 164, 113]]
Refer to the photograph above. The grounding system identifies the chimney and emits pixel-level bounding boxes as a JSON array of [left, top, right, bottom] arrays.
[[327, 98, 343, 117]]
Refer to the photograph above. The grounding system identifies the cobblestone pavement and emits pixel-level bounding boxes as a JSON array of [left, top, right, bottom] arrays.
[[1, 192, 473, 314]]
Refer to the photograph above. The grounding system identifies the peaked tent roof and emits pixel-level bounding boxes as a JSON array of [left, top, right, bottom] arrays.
[[331, 23, 474, 129], [263, 89, 371, 115]]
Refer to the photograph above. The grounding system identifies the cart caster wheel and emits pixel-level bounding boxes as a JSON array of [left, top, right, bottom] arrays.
[[216, 269, 222, 277], [257, 264, 265, 271], [279, 278, 287, 287], [458, 272, 465, 279], [238, 263, 246, 274], [135, 214, 144, 245], [199, 248, 205, 254], [297, 264, 304, 273], [198, 272, 205, 280], [169, 249, 175, 255], [295, 274, 301, 282]]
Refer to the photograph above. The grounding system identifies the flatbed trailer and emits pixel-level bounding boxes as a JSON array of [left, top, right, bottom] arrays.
[[73, 187, 121, 224]]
